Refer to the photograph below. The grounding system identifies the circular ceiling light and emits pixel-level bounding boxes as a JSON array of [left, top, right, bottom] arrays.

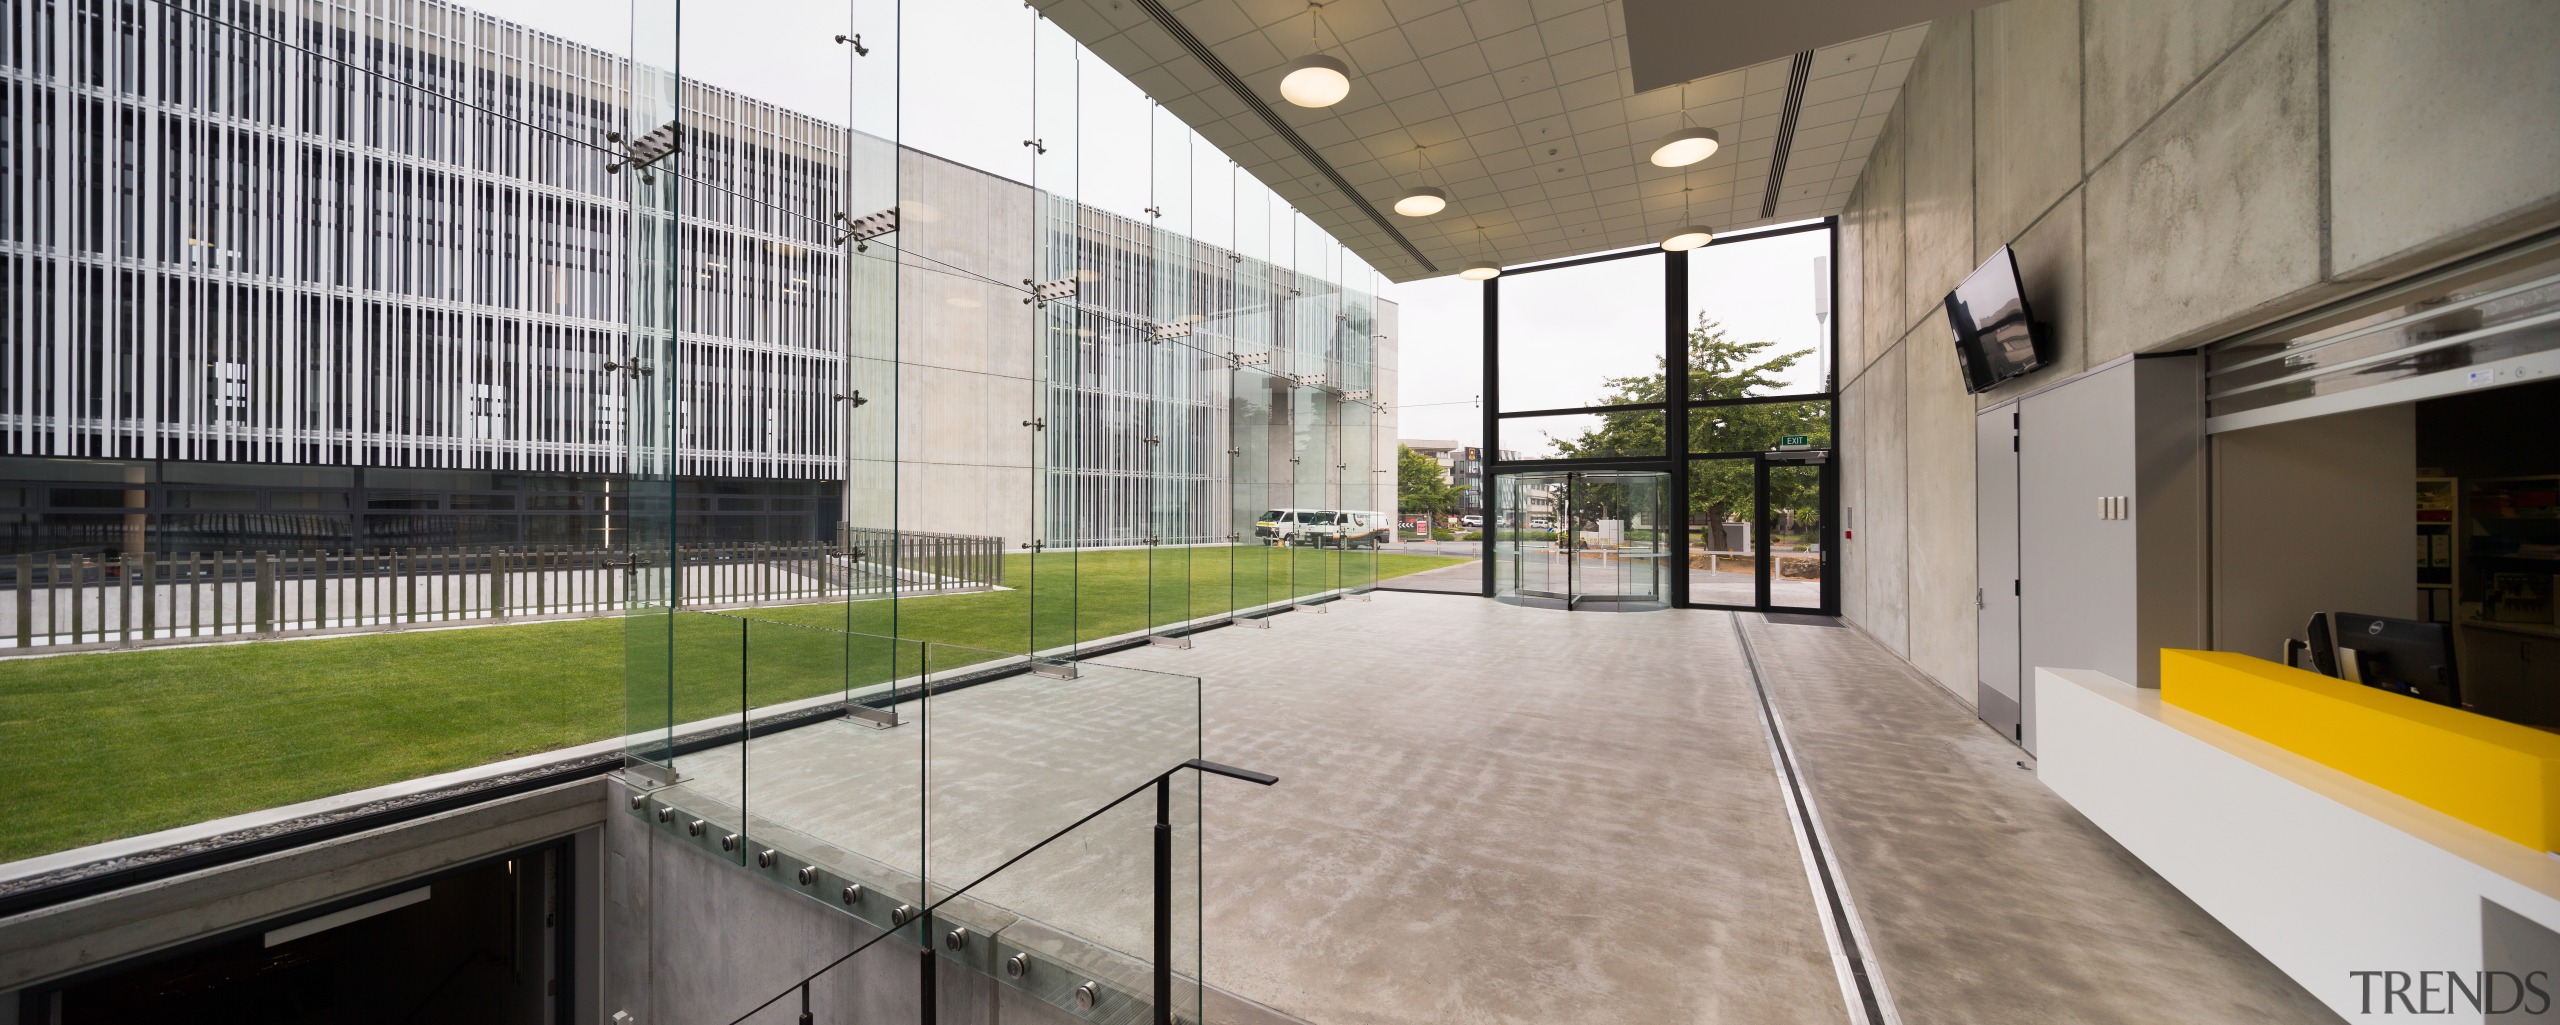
[[1459, 261, 1502, 281], [1279, 53, 1351, 108], [1393, 185, 1447, 217], [1649, 126, 1721, 168], [1660, 226, 1715, 251]]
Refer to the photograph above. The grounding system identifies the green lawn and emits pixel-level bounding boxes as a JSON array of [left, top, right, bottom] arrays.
[[0, 547, 1464, 862]]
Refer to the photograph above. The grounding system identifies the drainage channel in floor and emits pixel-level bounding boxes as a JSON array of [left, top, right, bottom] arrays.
[[1732, 611, 1904, 1025]]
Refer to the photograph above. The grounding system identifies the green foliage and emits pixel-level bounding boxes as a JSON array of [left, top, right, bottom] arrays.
[[1551, 314, 1829, 551], [1397, 444, 1461, 517]]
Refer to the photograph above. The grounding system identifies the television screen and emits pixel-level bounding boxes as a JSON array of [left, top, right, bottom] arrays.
[[1943, 246, 2046, 394]]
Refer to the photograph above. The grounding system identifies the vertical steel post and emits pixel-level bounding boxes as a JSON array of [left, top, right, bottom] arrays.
[[917, 927, 937, 1025], [15, 554, 30, 648], [255, 554, 276, 634], [1154, 774, 1173, 1025], [141, 553, 156, 643]]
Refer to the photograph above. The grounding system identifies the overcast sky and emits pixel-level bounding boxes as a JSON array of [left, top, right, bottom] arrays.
[[465, 0, 1829, 453]]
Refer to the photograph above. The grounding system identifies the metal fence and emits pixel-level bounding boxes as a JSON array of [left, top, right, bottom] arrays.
[[0, 530, 1004, 652]]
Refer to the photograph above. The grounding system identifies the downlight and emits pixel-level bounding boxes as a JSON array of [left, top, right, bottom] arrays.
[[1459, 261, 1502, 281], [1649, 126, 1721, 168], [1393, 185, 1447, 217], [1661, 226, 1714, 251]]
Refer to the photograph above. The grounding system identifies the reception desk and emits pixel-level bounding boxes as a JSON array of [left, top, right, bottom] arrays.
[[2038, 658, 2560, 1022]]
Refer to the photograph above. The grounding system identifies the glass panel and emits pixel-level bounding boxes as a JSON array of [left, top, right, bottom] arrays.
[[1073, 46, 1156, 646], [623, 0, 684, 786], [1686, 228, 1834, 398], [1500, 410, 1667, 459], [1289, 383, 1332, 601], [1766, 463, 1828, 611], [923, 648, 1195, 904], [1687, 458, 1759, 608], [1029, 18, 1081, 663], [1574, 473, 1669, 604], [1491, 473, 1568, 602], [661, 610, 748, 865], [1341, 399, 1380, 593], [1232, 365, 1283, 616], [1496, 255, 1665, 413], [1229, 179, 1280, 618], [1687, 402, 1832, 456], [696, 620, 928, 936], [1149, 105, 1194, 639], [1188, 159, 1236, 622], [843, 0, 903, 626], [951, 769, 1201, 1025]]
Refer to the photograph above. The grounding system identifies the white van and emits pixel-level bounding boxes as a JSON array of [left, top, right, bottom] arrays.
[[1253, 509, 1391, 547]]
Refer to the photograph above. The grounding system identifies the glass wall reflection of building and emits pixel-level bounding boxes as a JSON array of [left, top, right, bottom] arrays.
[[0, 0, 1391, 555]]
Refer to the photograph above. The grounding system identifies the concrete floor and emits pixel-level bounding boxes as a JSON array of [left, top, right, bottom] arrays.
[[1093, 594, 2338, 1025], [666, 592, 2337, 1024]]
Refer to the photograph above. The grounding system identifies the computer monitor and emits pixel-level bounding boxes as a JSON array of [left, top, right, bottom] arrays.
[[2302, 612, 2340, 678], [2328, 613, 2460, 707]]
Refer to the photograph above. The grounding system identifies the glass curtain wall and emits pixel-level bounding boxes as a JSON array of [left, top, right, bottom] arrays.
[[1483, 223, 1839, 612], [1147, 105, 1195, 644], [623, 0, 684, 783], [1028, 16, 1082, 664], [0, 0, 1377, 915]]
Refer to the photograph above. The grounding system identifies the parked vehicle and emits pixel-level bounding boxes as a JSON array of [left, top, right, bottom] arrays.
[[1460, 514, 1484, 528], [1254, 509, 1392, 547]]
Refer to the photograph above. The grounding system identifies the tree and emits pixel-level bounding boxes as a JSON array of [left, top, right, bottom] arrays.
[[1396, 445, 1460, 527], [1552, 314, 1827, 553]]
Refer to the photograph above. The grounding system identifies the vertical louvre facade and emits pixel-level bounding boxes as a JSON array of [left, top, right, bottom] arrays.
[[0, 0, 1388, 548]]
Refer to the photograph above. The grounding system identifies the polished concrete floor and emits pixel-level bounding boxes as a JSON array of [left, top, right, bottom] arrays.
[[1093, 594, 2338, 1025], [661, 592, 2335, 1024]]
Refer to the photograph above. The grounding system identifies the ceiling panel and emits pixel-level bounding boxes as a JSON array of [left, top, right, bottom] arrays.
[[1041, 0, 1927, 281]]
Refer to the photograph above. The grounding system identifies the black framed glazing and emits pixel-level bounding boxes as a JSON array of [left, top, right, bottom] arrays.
[[1474, 218, 1840, 613]]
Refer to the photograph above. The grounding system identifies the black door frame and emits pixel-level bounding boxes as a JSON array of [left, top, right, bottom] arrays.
[[1475, 218, 1843, 616]]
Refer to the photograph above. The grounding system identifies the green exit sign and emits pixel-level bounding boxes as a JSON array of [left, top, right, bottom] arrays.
[[1778, 435, 1812, 450]]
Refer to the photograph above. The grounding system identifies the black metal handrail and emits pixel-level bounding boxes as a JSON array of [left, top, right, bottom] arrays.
[[716, 757, 1277, 1025]]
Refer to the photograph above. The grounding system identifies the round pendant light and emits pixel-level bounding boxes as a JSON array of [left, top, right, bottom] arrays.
[[1459, 261, 1502, 281], [1393, 142, 1449, 217], [1393, 185, 1447, 217], [1661, 226, 1714, 251], [1650, 126, 1721, 168], [1280, 53, 1351, 107], [1278, 5, 1350, 108]]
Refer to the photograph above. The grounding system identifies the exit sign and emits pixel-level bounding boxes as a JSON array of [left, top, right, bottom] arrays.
[[1778, 435, 1812, 450]]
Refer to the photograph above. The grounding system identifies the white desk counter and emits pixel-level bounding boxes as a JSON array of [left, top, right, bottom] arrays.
[[2036, 667, 2560, 1022]]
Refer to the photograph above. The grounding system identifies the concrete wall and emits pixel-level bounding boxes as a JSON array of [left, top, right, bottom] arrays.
[[901, 150, 1040, 549], [603, 796, 1091, 1025], [1833, 0, 2560, 703]]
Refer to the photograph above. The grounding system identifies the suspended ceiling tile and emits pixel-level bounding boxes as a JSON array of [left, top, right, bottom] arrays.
[[1042, 0, 1929, 279]]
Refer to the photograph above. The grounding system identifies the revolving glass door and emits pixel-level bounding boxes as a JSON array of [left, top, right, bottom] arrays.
[[1491, 470, 1672, 610]]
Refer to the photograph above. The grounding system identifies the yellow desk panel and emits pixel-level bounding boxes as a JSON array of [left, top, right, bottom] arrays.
[[2160, 649, 2560, 851]]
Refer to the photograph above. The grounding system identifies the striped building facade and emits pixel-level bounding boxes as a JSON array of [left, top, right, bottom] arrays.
[[0, 0, 1390, 553]]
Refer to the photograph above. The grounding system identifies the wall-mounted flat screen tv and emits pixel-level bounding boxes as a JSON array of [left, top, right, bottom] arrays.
[[1944, 246, 2047, 394]]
